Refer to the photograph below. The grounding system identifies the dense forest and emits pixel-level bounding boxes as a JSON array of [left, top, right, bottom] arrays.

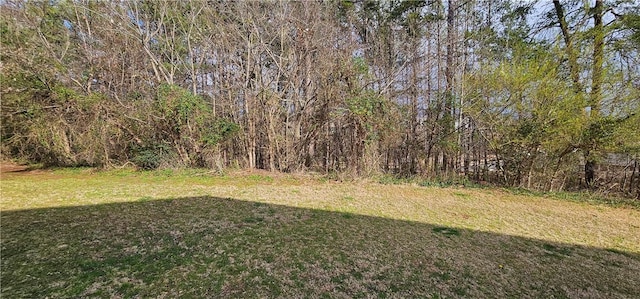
[[1, 0, 639, 195]]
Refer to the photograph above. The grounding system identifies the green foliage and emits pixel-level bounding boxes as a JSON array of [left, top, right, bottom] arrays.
[[156, 84, 208, 126], [465, 47, 585, 185], [132, 143, 174, 170], [155, 84, 240, 146], [147, 84, 240, 167], [0, 73, 49, 120], [201, 119, 240, 146], [351, 56, 369, 75], [377, 174, 411, 185], [619, 7, 640, 47], [345, 91, 384, 118], [611, 112, 640, 154], [345, 91, 396, 145], [418, 176, 474, 188], [34, 2, 69, 48], [583, 116, 621, 149], [52, 85, 79, 102], [340, 0, 355, 10]]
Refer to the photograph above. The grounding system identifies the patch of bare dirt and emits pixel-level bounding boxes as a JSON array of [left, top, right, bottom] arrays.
[[0, 161, 46, 175], [0, 161, 29, 173]]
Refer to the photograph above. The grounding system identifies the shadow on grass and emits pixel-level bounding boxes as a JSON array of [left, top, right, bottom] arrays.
[[2, 196, 639, 298]]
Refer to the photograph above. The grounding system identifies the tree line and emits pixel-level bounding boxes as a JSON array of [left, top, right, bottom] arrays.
[[1, 0, 639, 196]]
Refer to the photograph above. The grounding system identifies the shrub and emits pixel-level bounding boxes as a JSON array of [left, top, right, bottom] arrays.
[[132, 143, 174, 170]]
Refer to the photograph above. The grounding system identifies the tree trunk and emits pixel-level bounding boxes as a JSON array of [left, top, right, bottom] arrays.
[[444, 0, 456, 174], [585, 157, 596, 187], [554, 0, 604, 188], [591, 0, 604, 116], [585, 0, 604, 186], [552, 0, 582, 93]]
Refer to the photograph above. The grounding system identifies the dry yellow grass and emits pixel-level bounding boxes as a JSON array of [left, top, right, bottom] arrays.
[[2, 168, 638, 253], [2, 167, 639, 298]]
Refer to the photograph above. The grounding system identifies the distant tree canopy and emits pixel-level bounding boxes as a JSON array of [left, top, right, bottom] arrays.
[[1, 0, 638, 195]]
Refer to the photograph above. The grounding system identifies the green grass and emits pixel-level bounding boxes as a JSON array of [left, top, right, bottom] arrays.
[[2, 168, 640, 298]]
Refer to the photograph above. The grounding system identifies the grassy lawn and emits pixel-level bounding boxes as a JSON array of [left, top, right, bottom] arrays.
[[2, 167, 639, 298]]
